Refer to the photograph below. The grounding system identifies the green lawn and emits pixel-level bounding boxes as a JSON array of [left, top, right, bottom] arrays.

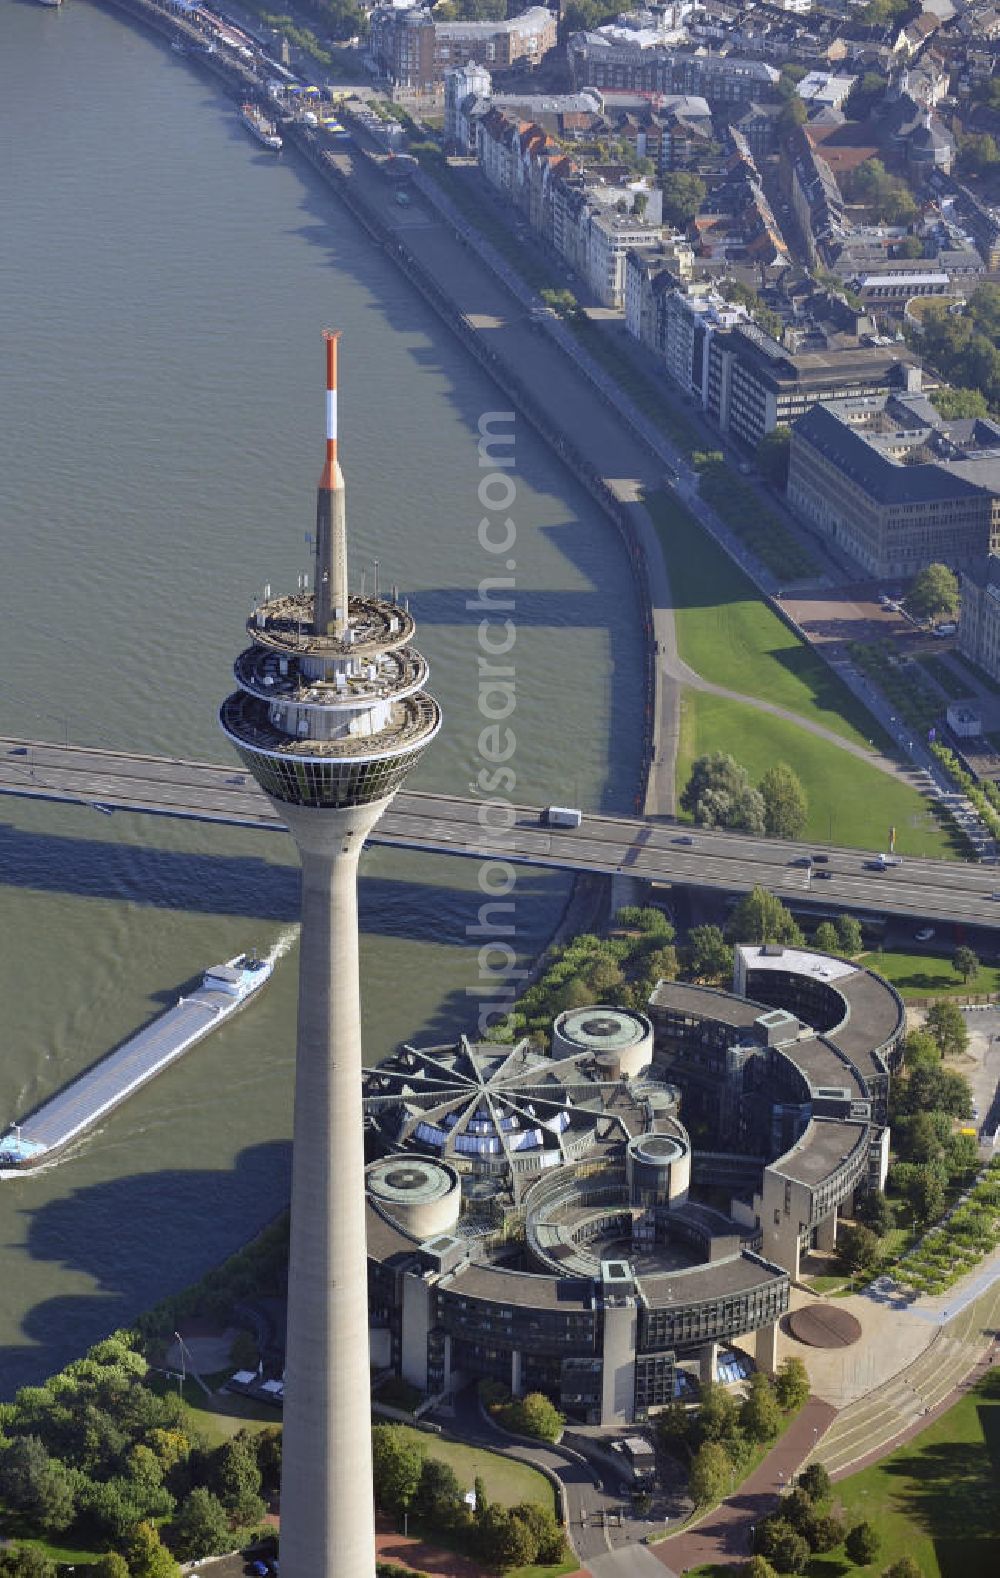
[[815, 1367, 1000, 1578], [645, 491, 889, 751], [389, 1424, 557, 1513], [676, 690, 962, 858], [685, 1369, 1000, 1578], [147, 1369, 282, 1445], [861, 948, 1000, 999]]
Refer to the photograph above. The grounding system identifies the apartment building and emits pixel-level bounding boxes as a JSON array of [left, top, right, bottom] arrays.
[[370, 4, 556, 91], [704, 322, 924, 448], [788, 396, 1000, 578]]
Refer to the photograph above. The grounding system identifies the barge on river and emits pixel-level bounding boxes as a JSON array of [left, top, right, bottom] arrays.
[[0, 954, 272, 1173]]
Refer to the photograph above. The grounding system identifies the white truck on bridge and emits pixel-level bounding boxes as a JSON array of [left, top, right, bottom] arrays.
[[545, 805, 582, 828]]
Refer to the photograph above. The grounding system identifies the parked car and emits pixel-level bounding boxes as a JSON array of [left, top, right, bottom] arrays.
[[915, 926, 936, 942]]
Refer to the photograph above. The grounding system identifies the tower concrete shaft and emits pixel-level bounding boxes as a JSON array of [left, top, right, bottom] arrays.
[[278, 800, 386, 1578], [220, 333, 440, 1578]]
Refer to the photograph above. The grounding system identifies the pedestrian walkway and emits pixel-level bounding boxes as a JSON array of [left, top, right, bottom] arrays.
[[651, 1397, 837, 1577], [808, 1268, 1000, 1477]]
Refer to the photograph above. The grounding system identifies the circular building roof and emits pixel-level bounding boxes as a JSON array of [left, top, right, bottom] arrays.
[[367, 1156, 458, 1209], [554, 1006, 652, 1052], [630, 1133, 687, 1165]]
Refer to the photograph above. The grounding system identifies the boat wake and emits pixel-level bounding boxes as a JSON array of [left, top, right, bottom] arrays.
[[266, 926, 299, 966]]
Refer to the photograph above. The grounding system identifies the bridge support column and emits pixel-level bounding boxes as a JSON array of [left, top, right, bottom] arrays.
[[755, 1321, 777, 1377], [699, 1342, 717, 1387]]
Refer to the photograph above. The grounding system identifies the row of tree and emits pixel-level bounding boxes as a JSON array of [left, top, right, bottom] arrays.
[[659, 1362, 810, 1508], [486, 905, 680, 1042], [682, 754, 808, 839], [749, 1462, 886, 1574], [371, 1424, 567, 1570]]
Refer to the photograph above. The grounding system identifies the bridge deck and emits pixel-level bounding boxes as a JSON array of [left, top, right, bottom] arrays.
[[1, 736, 997, 931]]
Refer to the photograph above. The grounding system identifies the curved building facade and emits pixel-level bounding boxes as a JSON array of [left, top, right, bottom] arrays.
[[364, 954, 901, 1424]]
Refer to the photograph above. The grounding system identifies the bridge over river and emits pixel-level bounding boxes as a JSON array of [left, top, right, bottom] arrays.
[[1, 736, 997, 932]]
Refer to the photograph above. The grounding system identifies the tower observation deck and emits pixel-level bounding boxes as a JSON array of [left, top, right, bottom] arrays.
[[220, 332, 440, 1578]]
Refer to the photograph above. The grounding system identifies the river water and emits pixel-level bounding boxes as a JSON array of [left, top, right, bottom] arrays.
[[0, 0, 643, 1392]]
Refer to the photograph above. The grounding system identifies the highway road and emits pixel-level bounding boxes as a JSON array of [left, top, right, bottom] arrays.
[[2, 735, 999, 930]]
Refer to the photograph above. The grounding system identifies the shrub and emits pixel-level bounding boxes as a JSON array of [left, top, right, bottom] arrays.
[[845, 1519, 881, 1565]]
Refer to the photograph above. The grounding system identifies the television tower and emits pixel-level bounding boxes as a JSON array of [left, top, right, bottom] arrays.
[[220, 333, 441, 1578]]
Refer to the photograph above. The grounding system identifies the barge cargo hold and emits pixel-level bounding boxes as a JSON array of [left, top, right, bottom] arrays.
[[0, 953, 273, 1173]]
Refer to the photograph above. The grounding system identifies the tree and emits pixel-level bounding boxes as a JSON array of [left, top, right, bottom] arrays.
[[170, 1487, 232, 1561], [501, 1391, 563, 1443], [814, 921, 839, 952], [811, 1511, 846, 1551], [371, 1424, 424, 1514], [953, 945, 979, 984], [781, 1486, 819, 1535], [126, 1523, 180, 1578], [956, 132, 1000, 175], [908, 1164, 946, 1224], [835, 914, 864, 955], [661, 171, 706, 229], [509, 1501, 566, 1563], [743, 1558, 779, 1578], [494, 1511, 539, 1569], [929, 386, 989, 421], [740, 1373, 782, 1443], [0, 1552, 57, 1578], [210, 1433, 263, 1526], [774, 1358, 811, 1413], [756, 1517, 810, 1573], [92, 1556, 130, 1578], [907, 564, 960, 624], [411, 1457, 467, 1529], [856, 1189, 895, 1236], [904, 1028, 940, 1071], [0, 1435, 77, 1534], [925, 1000, 968, 1059], [844, 71, 887, 120], [883, 1559, 922, 1578], [681, 752, 765, 833], [845, 1520, 881, 1565], [759, 763, 808, 840], [838, 1223, 881, 1274], [688, 1440, 732, 1505], [944, 1130, 980, 1179], [728, 887, 804, 946], [697, 1379, 740, 1443], [797, 1461, 831, 1503], [686, 925, 733, 983]]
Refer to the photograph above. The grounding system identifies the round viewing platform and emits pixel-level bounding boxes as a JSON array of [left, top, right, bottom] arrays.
[[246, 593, 416, 659]]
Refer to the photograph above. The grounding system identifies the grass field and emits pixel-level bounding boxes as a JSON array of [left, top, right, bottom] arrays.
[[861, 948, 1000, 999], [645, 490, 888, 751], [687, 1369, 1000, 1578], [818, 1366, 1000, 1578], [676, 691, 962, 858], [147, 1369, 283, 1446]]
